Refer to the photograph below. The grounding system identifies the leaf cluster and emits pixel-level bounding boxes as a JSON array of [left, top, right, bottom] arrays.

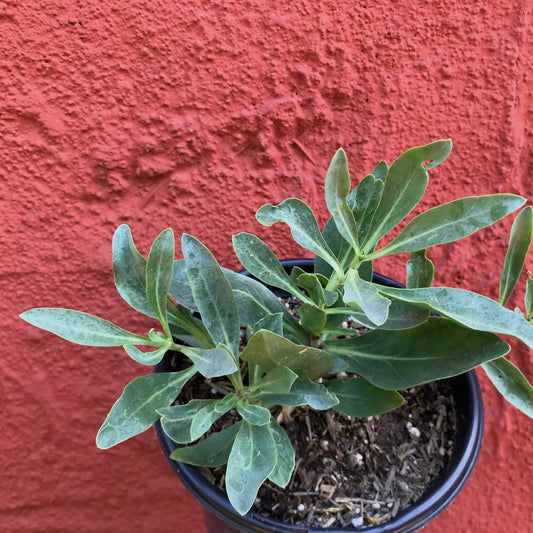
[[20, 140, 533, 516]]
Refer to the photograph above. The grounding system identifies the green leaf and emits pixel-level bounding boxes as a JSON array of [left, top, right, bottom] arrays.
[[123, 344, 169, 366], [325, 317, 509, 389], [499, 206, 533, 305], [190, 394, 238, 441], [20, 308, 150, 347], [226, 421, 277, 515], [406, 250, 434, 288], [325, 378, 404, 417], [96, 368, 196, 448], [257, 377, 339, 410], [377, 285, 533, 351], [182, 234, 240, 358], [237, 401, 271, 426], [298, 303, 327, 335], [240, 330, 334, 380], [362, 140, 452, 252], [170, 422, 242, 467], [267, 419, 295, 488], [482, 357, 533, 418], [324, 148, 360, 253], [112, 224, 154, 317], [158, 400, 214, 443], [254, 200, 344, 278], [250, 365, 298, 394], [179, 344, 238, 378], [371, 194, 526, 259], [353, 173, 385, 244], [146, 229, 175, 337], [232, 232, 307, 299], [343, 268, 391, 326]]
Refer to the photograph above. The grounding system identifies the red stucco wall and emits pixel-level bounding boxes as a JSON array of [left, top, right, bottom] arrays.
[[2, 1, 533, 531]]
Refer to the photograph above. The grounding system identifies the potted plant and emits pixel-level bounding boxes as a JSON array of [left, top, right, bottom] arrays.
[[20, 140, 533, 532]]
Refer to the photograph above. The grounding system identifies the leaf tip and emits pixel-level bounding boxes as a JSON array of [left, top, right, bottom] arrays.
[[255, 204, 277, 226], [95, 425, 114, 450]]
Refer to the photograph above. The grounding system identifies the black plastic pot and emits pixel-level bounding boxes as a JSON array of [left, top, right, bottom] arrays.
[[154, 259, 484, 533]]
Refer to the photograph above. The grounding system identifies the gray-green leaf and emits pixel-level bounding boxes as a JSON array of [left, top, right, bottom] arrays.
[[314, 217, 355, 279], [255, 199, 344, 278], [169, 259, 197, 311], [482, 357, 533, 418], [232, 232, 307, 300], [353, 173, 384, 244], [96, 368, 196, 448], [298, 303, 327, 335], [325, 300, 429, 331], [267, 419, 295, 488], [295, 272, 326, 307], [499, 206, 533, 306], [112, 224, 154, 317], [362, 140, 452, 252], [190, 395, 238, 441], [343, 268, 391, 326], [236, 401, 271, 426], [258, 377, 339, 410], [179, 344, 238, 378], [406, 250, 434, 288], [224, 268, 310, 345], [170, 422, 242, 467], [526, 272, 533, 320], [232, 288, 308, 345], [250, 313, 284, 338], [226, 421, 277, 515], [123, 344, 169, 366], [324, 148, 360, 253], [146, 228, 175, 337], [20, 308, 150, 347], [158, 400, 214, 443], [377, 285, 533, 351], [371, 194, 526, 259], [182, 234, 240, 358], [250, 365, 298, 394], [112, 225, 210, 343]]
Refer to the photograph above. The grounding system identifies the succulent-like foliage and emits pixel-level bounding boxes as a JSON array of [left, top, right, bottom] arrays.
[[20, 140, 533, 515]]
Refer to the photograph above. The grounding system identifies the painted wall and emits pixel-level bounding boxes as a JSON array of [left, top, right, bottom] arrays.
[[2, 1, 532, 531]]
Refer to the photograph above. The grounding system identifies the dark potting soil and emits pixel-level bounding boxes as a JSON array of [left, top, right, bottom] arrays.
[[170, 352, 457, 529]]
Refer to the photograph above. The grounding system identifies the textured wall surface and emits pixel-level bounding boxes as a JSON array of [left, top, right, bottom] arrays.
[[2, 0, 533, 531]]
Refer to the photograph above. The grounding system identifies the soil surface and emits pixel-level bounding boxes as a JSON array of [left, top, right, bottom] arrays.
[[171, 352, 457, 529]]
